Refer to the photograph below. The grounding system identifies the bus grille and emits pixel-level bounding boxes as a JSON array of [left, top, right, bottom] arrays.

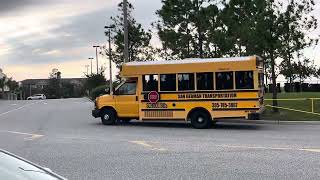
[[144, 111, 173, 118]]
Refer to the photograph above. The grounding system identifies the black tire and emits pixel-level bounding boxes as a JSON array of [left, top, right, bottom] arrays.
[[100, 109, 117, 125], [190, 110, 212, 129]]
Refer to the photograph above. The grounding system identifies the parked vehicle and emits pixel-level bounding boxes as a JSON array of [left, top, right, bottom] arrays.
[[27, 94, 46, 100], [0, 149, 67, 180], [92, 56, 264, 129]]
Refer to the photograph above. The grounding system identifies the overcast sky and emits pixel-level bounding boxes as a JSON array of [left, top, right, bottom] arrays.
[[0, 0, 319, 81]]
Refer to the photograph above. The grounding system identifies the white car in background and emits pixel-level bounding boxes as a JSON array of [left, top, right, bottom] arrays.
[[27, 94, 46, 100]]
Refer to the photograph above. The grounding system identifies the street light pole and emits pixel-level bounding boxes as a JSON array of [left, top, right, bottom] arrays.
[[88, 58, 94, 75], [104, 25, 115, 94], [93, 46, 100, 74], [123, 0, 129, 63], [85, 65, 89, 75]]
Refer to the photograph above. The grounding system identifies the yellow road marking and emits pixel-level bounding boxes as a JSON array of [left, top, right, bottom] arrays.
[[130, 141, 167, 151], [0, 130, 44, 141], [0, 101, 42, 117], [218, 144, 320, 153]]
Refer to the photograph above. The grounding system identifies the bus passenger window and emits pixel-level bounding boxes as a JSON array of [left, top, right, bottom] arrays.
[[160, 74, 176, 91], [178, 73, 194, 91], [143, 75, 158, 91], [197, 72, 213, 90], [236, 71, 254, 89], [215, 72, 234, 90]]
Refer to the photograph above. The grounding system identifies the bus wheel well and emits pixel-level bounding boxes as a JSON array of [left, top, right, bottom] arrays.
[[187, 107, 212, 122], [100, 106, 117, 117]]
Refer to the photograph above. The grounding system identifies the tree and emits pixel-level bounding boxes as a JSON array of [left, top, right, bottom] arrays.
[[0, 77, 6, 98], [44, 69, 62, 99], [107, 1, 154, 69], [278, 0, 318, 91], [292, 55, 316, 91], [84, 73, 107, 92], [156, 0, 220, 59], [6, 78, 19, 93]]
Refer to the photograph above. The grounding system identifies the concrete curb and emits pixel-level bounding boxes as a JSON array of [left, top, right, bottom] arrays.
[[221, 119, 320, 125]]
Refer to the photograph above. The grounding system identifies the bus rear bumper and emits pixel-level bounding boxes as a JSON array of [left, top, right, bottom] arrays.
[[248, 112, 260, 120]]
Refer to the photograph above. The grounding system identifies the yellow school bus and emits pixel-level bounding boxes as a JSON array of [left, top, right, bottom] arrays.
[[92, 56, 264, 129]]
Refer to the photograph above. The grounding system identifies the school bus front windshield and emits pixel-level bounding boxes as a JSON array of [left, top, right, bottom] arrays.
[[92, 56, 264, 129]]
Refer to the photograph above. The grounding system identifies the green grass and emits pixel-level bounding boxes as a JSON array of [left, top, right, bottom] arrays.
[[262, 92, 320, 121]]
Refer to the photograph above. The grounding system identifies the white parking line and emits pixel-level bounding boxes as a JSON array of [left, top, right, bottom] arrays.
[[0, 101, 42, 117], [0, 130, 44, 141], [217, 144, 320, 153], [130, 141, 167, 151]]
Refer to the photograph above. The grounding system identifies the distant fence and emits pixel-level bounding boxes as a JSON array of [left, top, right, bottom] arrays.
[[265, 98, 320, 116], [264, 98, 320, 121], [265, 83, 320, 93]]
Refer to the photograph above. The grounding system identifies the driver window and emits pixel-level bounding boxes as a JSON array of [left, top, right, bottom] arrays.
[[116, 82, 137, 95]]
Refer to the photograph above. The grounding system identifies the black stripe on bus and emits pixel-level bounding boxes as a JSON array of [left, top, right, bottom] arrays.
[[141, 108, 185, 111], [212, 108, 260, 111], [141, 98, 260, 102], [141, 90, 259, 95]]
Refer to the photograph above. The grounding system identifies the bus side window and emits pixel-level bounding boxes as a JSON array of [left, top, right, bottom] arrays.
[[235, 71, 254, 89], [178, 73, 194, 91], [160, 74, 176, 91], [196, 72, 213, 90], [215, 72, 234, 90], [143, 75, 158, 91]]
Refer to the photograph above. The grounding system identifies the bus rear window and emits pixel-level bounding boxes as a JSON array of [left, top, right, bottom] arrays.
[[143, 75, 158, 91], [178, 73, 194, 91], [235, 71, 254, 89], [216, 72, 234, 90], [160, 74, 176, 91]]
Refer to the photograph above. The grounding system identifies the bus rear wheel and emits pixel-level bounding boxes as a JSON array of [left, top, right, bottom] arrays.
[[190, 110, 212, 129], [101, 109, 117, 125]]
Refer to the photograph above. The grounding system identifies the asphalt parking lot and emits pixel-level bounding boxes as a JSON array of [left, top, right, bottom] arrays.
[[0, 98, 320, 180]]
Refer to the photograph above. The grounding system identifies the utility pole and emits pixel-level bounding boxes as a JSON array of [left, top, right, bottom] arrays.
[[123, 0, 129, 63], [105, 25, 115, 94], [93, 46, 100, 74], [88, 58, 94, 75], [85, 65, 89, 75]]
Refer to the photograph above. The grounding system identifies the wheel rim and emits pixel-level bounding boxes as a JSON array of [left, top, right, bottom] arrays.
[[104, 114, 110, 121], [197, 116, 204, 123]]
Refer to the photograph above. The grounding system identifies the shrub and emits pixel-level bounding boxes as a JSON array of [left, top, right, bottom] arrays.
[[90, 85, 109, 100]]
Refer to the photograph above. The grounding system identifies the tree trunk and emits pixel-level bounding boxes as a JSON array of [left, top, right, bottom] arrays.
[[270, 52, 279, 113], [264, 63, 268, 93], [199, 32, 204, 58], [1, 88, 4, 99]]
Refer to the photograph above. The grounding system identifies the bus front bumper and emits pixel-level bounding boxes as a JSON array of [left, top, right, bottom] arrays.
[[92, 109, 100, 118]]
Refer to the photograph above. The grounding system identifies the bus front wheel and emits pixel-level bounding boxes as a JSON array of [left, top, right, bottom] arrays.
[[101, 109, 117, 125], [190, 110, 212, 129]]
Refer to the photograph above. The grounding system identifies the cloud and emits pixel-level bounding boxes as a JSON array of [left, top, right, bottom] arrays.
[[0, 0, 119, 66]]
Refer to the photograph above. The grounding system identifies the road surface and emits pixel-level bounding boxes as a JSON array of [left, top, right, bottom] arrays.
[[0, 98, 320, 180]]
